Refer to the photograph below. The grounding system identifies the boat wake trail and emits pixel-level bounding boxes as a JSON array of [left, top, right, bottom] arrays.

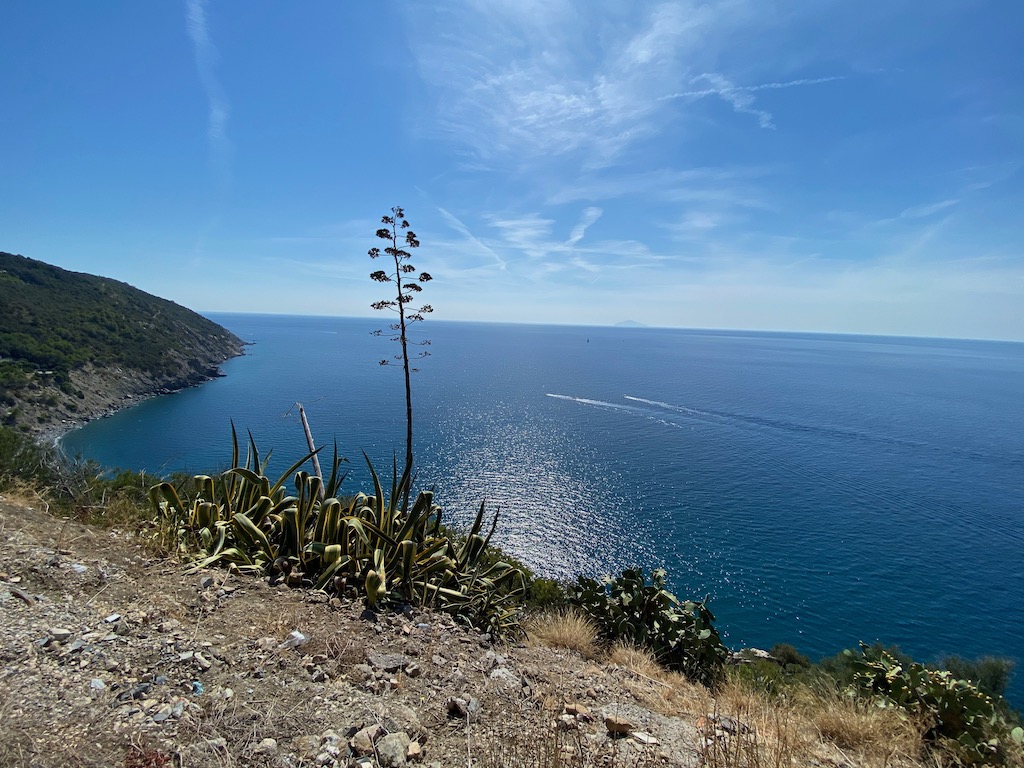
[[545, 394, 636, 412], [621, 394, 973, 524]]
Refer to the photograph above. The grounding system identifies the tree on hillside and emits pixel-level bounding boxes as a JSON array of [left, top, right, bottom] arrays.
[[368, 207, 433, 494]]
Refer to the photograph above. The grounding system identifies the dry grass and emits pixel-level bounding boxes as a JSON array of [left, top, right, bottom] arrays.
[[521, 614, 966, 768], [524, 609, 601, 659], [0, 482, 52, 512], [809, 693, 922, 764], [606, 642, 663, 677]]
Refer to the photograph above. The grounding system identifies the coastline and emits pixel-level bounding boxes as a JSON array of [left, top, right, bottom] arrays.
[[32, 348, 246, 450]]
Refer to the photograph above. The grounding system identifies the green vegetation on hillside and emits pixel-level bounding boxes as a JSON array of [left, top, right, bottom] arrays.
[[0, 251, 243, 429]]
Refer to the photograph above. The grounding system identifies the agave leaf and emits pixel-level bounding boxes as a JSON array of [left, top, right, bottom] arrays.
[[466, 500, 486, 541], [149, 481, 186, 519], [230, 420, 240, 470], [311, 555, 355, 591], [231, 504, 275, 563], [364, 452, 386, 528], [323, 440, 349, 499], [268, 447, 323, 498], [189, 545, 254, 571]]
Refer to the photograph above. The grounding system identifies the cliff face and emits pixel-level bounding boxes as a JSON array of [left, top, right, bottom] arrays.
[[0, 251, 245, 437]]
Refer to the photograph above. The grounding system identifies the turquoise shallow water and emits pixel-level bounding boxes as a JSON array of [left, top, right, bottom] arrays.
[[62, 314, 1024, 703]]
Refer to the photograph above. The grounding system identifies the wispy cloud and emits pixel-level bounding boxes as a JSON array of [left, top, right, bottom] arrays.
[[407, 1, 753, 168], [659, 74, 845, 129], [437, 207, 508, 270], [567, 207, 602, 245], [185, 0, 231, 187], [898, 199, 959, 219]]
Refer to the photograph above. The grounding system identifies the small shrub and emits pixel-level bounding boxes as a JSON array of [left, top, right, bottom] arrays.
[[771, 642, 811, 670], [0, 424, 60, 489], [526, 577, 566, 611], [567, 566, 728, 688], [731, 659, 788, 698]]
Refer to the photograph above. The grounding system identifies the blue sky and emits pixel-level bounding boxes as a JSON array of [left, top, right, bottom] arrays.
[[2, 1, 1022, 340]]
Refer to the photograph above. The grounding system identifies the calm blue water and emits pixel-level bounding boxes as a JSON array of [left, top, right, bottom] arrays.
[[62, 314, 1024, 702]]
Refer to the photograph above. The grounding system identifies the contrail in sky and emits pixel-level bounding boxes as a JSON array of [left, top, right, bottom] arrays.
[[185, 0, 231, 188]]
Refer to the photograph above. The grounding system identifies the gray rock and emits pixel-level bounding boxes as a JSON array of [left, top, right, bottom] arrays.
[[555, 713, 578, 730], [350, 663, 374, 680], [446, 696, 481, 722], [49, 627, 73, 643], [368, 652, 410, 673], [630, 731, 659, 745], [278, 630, 307, 649], [376, 732, 411, 768], [383, 704, 427, 744], [489, 667, 519, 689]]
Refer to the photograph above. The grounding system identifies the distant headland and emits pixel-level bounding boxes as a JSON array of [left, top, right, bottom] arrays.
[[0, 251, 245, 441]]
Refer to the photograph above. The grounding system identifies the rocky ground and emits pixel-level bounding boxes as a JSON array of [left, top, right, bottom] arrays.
[[0, 496, 723, 768]]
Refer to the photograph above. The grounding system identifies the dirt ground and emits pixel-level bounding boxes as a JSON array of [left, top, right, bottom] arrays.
[[0, 495, 712, 768]]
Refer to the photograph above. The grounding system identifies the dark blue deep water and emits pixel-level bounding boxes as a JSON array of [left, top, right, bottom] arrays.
[[62, 315, 1024, 702]]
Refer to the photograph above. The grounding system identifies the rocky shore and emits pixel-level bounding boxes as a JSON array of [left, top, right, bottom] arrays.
[[31, 347, 245, 447]]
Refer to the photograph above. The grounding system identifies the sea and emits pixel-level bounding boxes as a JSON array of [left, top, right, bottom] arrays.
[[61, 313, 1024, 704]]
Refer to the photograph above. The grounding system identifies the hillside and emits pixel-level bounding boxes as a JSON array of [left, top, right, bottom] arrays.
[[0, 252, 244, 437], [0, 494, 924, 768]]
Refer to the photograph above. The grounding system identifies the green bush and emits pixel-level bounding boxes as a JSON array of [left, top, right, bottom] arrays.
[[731, 658, 789, 698], [771, 642, 811, 669], [567, 566, 728, 688], [940, 655, 1016, 701], [817, 642, 915, 689], [0, 424, 60, 489], [527, 577, 567, 611], [847, 642, 1019, 764]]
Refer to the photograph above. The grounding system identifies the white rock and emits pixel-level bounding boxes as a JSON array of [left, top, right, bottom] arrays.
[[278, 630, 307, 649]]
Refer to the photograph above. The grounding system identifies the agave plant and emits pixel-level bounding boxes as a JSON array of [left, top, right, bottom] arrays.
[[149, 428, 526, 635]]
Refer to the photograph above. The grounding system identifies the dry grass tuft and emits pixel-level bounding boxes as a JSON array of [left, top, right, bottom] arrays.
[[0, 482, 51, 511], [605, 641, 662, 676], [810, 694, 922, 765], [524, 609, 600, 659]]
